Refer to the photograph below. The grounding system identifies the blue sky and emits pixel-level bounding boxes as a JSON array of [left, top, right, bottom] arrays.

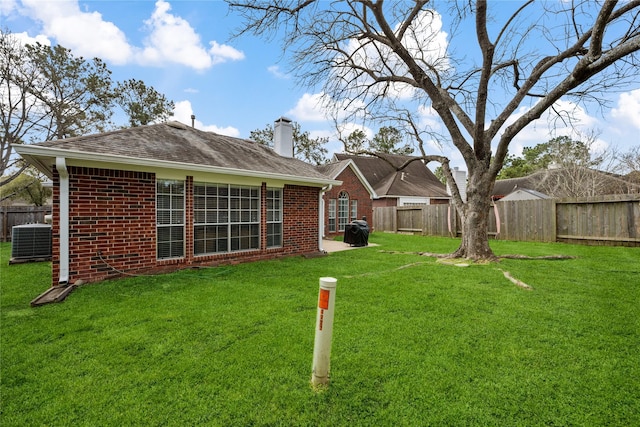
[[2, 0, 639, 170]]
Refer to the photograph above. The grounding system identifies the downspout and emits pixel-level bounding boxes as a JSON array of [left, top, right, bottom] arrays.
[[56, 157, 69, 285], [318, 185, 332, 252]]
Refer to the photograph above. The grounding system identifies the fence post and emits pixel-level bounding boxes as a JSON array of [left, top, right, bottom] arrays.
[[311, 277, 337, 389]]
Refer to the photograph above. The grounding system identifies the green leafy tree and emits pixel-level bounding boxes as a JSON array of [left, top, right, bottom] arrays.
[[24, 42, 115, 139], [250, 122, 329, 165], [342, 129, 368, 153], [0, 167, 51, 206], [342, 126, 413, 155], [114, 79, 175, 127], [1, 30, 43, 181], [370, 126, 413, 155], [498, 136, 598, 179], [1, 30, 174, 186]]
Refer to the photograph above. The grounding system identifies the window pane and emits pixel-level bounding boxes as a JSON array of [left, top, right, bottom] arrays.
[[157, 210, 171, 225], [172, 210, 184, 225], [157, 194, 170, 209]]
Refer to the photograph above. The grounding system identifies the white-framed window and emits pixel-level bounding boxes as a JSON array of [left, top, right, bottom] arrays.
[[194, 183, 260, 255], [156, 179, 185, 259], [328, 199, 336, 232], [266, 188, 282, 248], [338, 191, 349, 231], [350, 199, 358, 221]]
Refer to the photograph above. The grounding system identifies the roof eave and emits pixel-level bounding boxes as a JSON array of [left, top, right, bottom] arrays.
[[13, 144, 340, 187]]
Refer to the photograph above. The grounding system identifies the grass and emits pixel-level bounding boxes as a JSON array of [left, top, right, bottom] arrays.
[[1, 234, 639, 426]]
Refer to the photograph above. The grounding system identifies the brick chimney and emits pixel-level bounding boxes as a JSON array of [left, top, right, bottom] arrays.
[[273, 117, 293, 158]]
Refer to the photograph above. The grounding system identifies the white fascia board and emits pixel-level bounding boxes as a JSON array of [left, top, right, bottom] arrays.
[[13, 144, 341, 187]]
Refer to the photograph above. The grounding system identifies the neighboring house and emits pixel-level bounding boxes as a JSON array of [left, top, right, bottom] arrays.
[[492, 167, 640, 200], [499, 188, 550, 201], [317, 153, 450, 236], [316, 158, 375, 236], [13, 118, 340, 288]]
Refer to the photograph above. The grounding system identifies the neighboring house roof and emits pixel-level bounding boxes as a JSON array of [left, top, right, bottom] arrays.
[[493, 167, 640, 198], [331, 153, 449, 199], [13, 122, 339, 187], [499, 188, 550, 201], [316, 159, 377, 197]]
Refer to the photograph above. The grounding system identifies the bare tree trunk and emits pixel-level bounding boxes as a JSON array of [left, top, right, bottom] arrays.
[[452, 166, 497, 260]]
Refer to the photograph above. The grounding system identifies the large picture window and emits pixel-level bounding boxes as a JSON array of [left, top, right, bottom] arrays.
[[194, 183, 260, 255], [157, 179, 185, 259], [266, 188, 282, 248]]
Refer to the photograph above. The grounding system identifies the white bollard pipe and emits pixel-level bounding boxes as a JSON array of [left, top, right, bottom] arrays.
[[311, 277, 337, 388]]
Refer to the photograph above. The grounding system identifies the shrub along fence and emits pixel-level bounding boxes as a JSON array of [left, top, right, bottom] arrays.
[[373, 194, 640, 247], [0, 206, 51, 242]]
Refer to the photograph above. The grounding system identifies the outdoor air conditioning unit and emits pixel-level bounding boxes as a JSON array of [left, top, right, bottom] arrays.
[[10, 224, 52, 264]]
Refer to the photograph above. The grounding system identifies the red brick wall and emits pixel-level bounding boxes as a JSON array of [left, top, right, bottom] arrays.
[[50, 166, 321, 286], [283, 184, 319, 253], [53, 167, 157, 285], [324, 166, 373, 236]]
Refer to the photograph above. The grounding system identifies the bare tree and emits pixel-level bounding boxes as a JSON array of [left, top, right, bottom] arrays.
[[0, 30, 46, 182], [228, 0, 640, 260]]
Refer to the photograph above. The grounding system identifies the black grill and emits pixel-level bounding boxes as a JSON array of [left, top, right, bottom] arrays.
[[343, 220, 369, 247]]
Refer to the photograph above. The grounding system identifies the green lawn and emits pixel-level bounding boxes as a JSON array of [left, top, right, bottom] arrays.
[[1, 234, 639, 426]]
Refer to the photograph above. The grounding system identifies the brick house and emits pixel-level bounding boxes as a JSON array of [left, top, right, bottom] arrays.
[[317, 158, 375, 237], [14, 119, 340, 287], [317, 153, 450, 236]]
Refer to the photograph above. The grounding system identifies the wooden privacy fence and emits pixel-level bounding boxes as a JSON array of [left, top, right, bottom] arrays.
[[0, 206, 52, 242], [373, 194, 640, 247]]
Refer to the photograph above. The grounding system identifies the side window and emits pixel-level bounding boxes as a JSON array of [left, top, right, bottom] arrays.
[[267, 188, 282, 248], [157, 179, 185, 259], [328, 199, 336, 232], [338, 191, 349, 231]]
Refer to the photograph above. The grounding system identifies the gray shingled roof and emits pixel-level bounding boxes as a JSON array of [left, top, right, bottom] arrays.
[[15, 122, 335, 184], [333, 153, 449, 198], [492, 167, 640, 198]]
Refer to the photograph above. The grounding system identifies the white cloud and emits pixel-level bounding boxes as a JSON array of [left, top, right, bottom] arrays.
[[267, 65, 289, 79], [611, 89, 640, 130], [0, 0, 18, 16], [201, 124, 240, 137], [11, 31, 51, 47], [173, 100, 240, 137], [138, 0, 245, 69], [287, 93, 329, 122], [21, 0, 133, 64], [141, 0, 212, 70], [209, 41, 245, 65], [14, 0, 244, 71]]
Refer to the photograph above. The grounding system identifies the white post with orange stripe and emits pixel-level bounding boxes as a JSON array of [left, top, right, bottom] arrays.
[[311, 277, 337, 388]]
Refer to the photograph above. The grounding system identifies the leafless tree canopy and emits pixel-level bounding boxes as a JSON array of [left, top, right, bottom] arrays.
[[229, 0, 640, 259]]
